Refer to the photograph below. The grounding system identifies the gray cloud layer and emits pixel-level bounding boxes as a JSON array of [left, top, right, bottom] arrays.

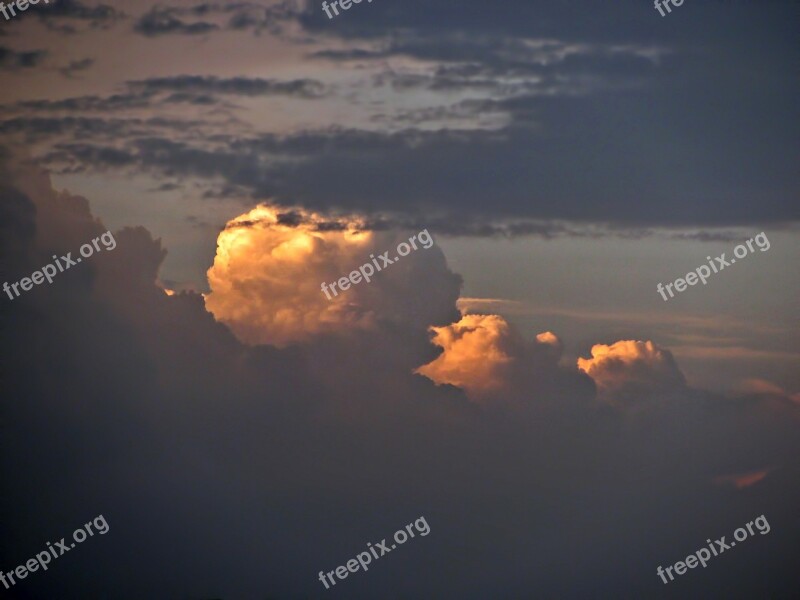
[[0, 1, 797, 233]]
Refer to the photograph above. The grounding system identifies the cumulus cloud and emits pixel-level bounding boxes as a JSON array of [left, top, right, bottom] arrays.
[[415, 314, 587, 405], [536, 331, 560, 346], [415, 314, 521, 398], [536, 330, 563, 361], [2, 153, 799, 599], [204, 205, 461, 347], [577, 339, 686, 401]]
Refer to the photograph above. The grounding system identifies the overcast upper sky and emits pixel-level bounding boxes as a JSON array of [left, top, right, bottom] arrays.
[[1, 1, 798, 598]]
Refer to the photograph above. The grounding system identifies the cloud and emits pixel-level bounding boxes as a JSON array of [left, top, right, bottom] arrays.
[[132, 2, 301, 38], [204, 205, 461, 347], [2, 1, 797, 235], [1, 151, 799, 598], [293, 3, 797, 229], [0, 46, 48, 70], [713, 468, 774, 490], [536, 330, 563, 360], [57, 57, 94, 78], [3, 94, 155, 115], [415, 314, 520, 398], [16, 118, 793, 227], [536, 330, 560, 346], [577, 339, 687, 401], [0, 4, 795, 597], [126, 75, 327, 99], [0, 117, 208, 151], [36, 0, 125, 33], [133, 6, 218, 37], [1, 52, 796, 230], [737, 378, 800, 403], [326, 36, 662, 101], [415, 314, 589, 405], [0, 77, 326, 130]]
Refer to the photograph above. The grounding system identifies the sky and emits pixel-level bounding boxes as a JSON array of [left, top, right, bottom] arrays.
[[0, 1, 798, 598]]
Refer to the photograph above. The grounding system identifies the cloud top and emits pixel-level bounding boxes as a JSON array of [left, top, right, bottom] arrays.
[[205, 204, 461, 347], [416, 314, 519, 398], [577, 339, 686, 401]]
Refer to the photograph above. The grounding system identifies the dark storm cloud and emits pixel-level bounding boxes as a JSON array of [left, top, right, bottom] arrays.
[[161, 91, 219, 105], [0, 76, 326, 118], [133, 1, 300, 37], [7, 117, 739, 238], [0, 116, 204, 145], [224, 0, 303, 35], [183, 118, 800, 226], [369, 101, 486, 127], [395, 50, 657, 93], [133, 6, 218, 37], [1, 2, 797, 231], [313, 35, 663, 112], [127, 74, 328, 98], [315, 35, 659, 80], [1, 93, 156, 116], [295, 0, 797, 46], [33, 0, 125, 33], [296, 0, 799, 228], [13, 109, 796, 229], [1, 153, 799, 598], [0, 116, 122, 139], [0, 46, 48, 70], [41, 0, 121, 21]]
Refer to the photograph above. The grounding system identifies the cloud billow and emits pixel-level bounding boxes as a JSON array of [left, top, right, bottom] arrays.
[[1, 152, 799, 598]]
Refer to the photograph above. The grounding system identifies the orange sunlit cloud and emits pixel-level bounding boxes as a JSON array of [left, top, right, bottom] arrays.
[[415, 314, 519, 398], [206, 209, 691, 408], [536, 331, 560, 346], [204, 204, 462, 348], [577, 339, 686, 399], [418, 317, 690, 404], [205, 205, 377, 347]]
